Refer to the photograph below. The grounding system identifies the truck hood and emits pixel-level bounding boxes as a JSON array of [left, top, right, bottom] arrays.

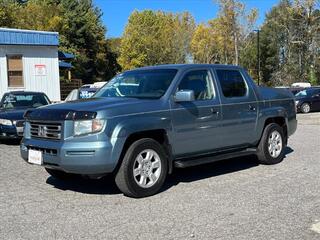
[[0, 108, 28, 121], [24, 97, 164, 121], [41, 97, 153, 111]]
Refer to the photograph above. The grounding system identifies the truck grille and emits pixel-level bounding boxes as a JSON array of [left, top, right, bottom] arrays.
[[30, 122, 62, 140]]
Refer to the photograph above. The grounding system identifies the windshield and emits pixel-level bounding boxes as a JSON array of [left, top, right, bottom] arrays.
[[295, 89, 312, 97], [94, 69, 178, 99], [0, 93, 50, 109]]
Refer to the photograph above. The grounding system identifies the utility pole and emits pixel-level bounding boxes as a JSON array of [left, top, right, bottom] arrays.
[[254, 29, 261, 85]]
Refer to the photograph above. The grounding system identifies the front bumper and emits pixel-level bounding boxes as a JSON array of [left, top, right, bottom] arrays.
[[0, 125, 21, 139], [20, 137, 118, 175]]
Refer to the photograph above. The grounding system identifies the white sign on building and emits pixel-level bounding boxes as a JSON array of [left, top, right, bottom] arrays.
[[35, 64, 47, 76]]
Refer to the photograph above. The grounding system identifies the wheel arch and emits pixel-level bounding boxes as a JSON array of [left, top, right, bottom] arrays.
[[114, 129, 174, 175], [261, 116, 288, 145]]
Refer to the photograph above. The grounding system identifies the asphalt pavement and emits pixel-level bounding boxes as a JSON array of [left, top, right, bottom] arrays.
[[0, 113, 320, 240]]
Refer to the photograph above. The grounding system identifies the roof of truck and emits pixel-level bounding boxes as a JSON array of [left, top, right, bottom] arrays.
[[132, 64, 242, 71]]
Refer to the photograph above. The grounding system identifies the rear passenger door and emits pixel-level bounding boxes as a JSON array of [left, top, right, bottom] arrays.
[[170, 69, 222, 156], [214, 68, 258, 148]]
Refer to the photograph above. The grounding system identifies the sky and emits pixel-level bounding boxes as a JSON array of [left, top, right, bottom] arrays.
[[94, 0, 280, 38]]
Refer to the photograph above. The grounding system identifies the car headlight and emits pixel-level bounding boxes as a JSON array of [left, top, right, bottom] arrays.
[[295, 100, 300, 105], [74, 119, 105, 136], [0, 119, 13, 126]]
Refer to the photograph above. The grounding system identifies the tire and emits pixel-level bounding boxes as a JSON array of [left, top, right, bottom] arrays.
[[45, 168, 75, 180], [301, 102, 311, 113], [257, 123, 286, 165], [115, 138, 168, 198]]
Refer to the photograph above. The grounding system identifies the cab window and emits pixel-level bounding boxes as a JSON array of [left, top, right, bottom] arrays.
[[178, 70, 214, 100], [216, 69, 247, 98]]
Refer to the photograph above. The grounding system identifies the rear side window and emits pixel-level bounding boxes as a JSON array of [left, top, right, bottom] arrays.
[[216, 69, 247, 98]]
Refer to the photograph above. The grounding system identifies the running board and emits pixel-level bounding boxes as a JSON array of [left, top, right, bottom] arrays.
[[174, 148, 257, 168]]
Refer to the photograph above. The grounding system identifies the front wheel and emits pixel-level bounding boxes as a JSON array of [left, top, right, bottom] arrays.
[[115, 138, 168, 198], [301, 103, 311, 113], [257, 123, 286, 165]]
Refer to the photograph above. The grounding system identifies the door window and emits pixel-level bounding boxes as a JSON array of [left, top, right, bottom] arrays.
[[178, 70, 214, 100], [216, 69, 247, 98]]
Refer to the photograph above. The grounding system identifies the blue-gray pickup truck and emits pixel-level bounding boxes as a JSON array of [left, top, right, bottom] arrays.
[[21, 64, 297, 198]]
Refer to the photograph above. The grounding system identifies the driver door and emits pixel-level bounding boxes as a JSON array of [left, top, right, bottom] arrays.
[[170, 69, 222, 157]]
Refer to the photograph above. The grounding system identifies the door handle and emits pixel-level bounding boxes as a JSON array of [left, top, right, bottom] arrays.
[[248, 105, 256, 111]]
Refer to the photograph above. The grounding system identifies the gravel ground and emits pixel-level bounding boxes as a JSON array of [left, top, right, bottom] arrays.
[[297, 112, 320, 125], [0, 114, 320, 240]]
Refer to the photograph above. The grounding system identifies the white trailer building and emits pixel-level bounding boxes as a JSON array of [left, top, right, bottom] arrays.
[[0, 28, 61, 101]]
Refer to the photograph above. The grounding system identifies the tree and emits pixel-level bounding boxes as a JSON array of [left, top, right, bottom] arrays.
[[239, 32, 259, 81], [191, 21, 223, 63], [0, 0, 121, 83], [118, 10, 195, 70], [170, 12, 195, 63], [215, 0, 258, 65], [190, 0, 257, 66], [253, 0, 320, 86], [0, 1, 16, 27]]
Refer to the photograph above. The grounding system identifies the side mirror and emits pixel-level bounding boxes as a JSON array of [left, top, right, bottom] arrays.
[[174, 90, 195, 102]]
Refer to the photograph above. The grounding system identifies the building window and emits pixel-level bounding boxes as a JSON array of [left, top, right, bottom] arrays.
[[7, 55, 24, 87]]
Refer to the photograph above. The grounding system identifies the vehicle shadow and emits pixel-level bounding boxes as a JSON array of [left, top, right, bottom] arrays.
[[162, 146, 294, 192], [46, 146, 294, 196], [0, 139, 21, 145], [46, 174, 122, 195]]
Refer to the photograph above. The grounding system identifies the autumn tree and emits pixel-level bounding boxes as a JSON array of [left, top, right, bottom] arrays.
[[191, 23, 216, 63], [118, 10, 195, 70], [191, 0, 257, 65]]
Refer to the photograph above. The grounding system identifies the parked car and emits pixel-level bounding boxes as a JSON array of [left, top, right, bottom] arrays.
[[65, 87, 98, 102], [295, 87, 320, 113], [289, 87, 306, 95], [20, 64, 297, 198], [65, 82, 107, 101], [291, 82, 312, 88], [0, 91, 50, 140]]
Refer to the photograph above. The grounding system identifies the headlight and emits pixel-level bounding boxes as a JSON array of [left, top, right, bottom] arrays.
[[295, 100, 300, 105], [0, 119, 12, 126], [74, 119, 105, 136]]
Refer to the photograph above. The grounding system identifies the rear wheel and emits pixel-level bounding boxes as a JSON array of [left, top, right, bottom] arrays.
[[257, 123, 286, 165], [115, 138, 168, 198], [45, 168, 76, 180], [301, 102, 311, 113]]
